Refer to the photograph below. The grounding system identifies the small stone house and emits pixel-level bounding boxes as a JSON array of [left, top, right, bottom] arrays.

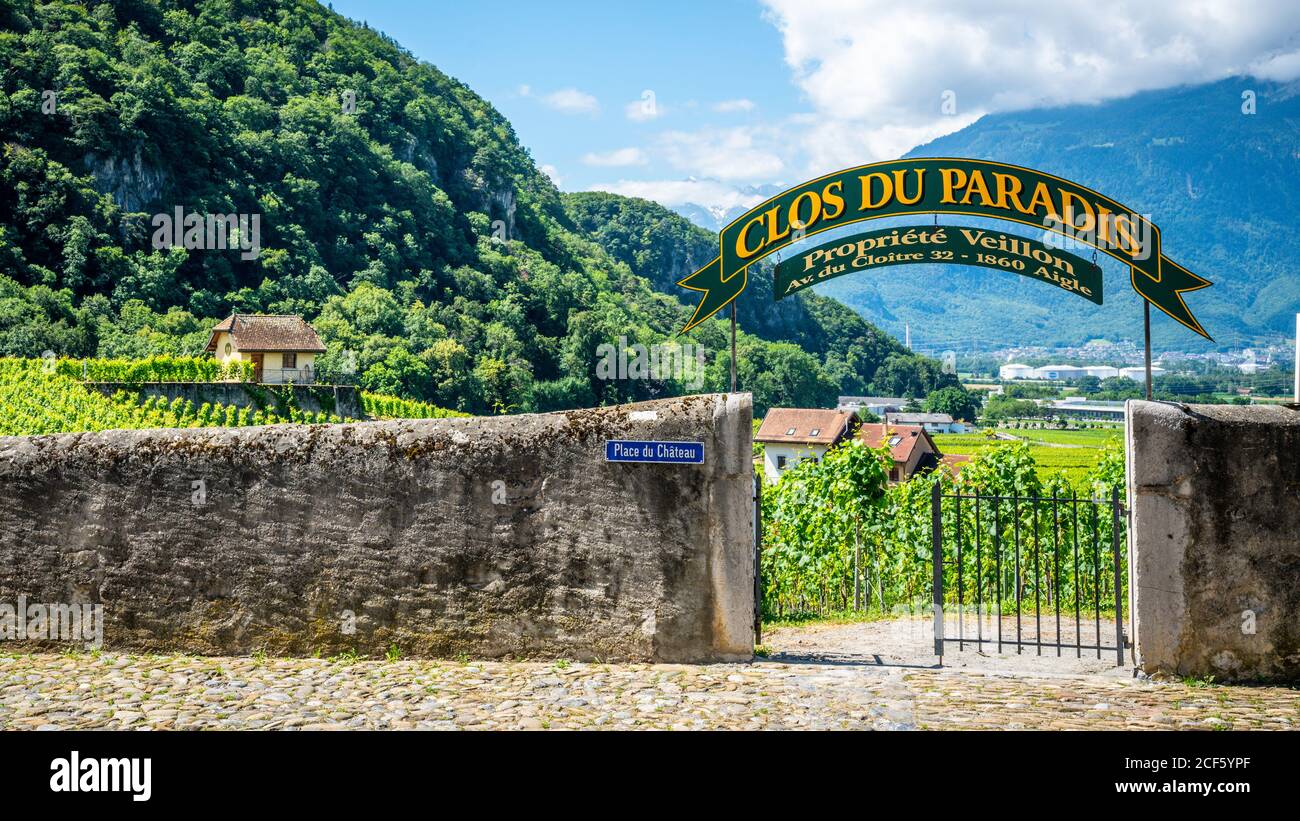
[[755, 408, 857, 482], [205, 314, 326, 384]]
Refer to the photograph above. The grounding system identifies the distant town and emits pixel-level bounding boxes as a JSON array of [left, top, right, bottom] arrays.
[[753, 333, 1297, 488], [973, 337, 1290, 378]]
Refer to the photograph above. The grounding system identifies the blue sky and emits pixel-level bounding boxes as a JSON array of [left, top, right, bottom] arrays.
[[331, 1, 798, 195], [329, 1, 1300, 216]]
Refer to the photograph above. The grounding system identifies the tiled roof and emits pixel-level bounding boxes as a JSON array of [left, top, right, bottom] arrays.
[[206, 314, 326, 353], [756, 408, 854, 446], [837, 396, 910, 406], [859, 423, 935, 464], [885, 412, 955, 425]]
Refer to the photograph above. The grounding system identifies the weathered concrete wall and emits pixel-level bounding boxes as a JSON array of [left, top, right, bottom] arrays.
[[0, 394, 754, 662], [83, 382, 362, 420], [1127, 401, 1300, 682]]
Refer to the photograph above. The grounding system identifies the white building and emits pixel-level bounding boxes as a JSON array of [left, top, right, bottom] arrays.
[[1048, 399, 1126, 421], [755, 408, 856, 483], [1084, 365, 1120, 379], [1119, 366, 1167, 383], [1002, 361, 1165, 383], [1032, 364, 1088, 380], [999, 363, 1035, 380], [884, 412, 967, 434], [837, 395, 909, 417]]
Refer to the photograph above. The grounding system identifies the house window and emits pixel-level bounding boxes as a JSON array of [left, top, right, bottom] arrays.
[[888, 435, 902, 446], [776, 455, 787, 469], [809, 428, 820, 436], [890, 468, 899, 481], [223, 342, 232, 355], [283, 352, 297, 368], [785, 427, 796, 435]]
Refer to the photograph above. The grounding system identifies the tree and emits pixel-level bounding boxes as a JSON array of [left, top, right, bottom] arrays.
[[870, 352, 958, 398], [1075, 375, 1101, 394], [923, 386, 980, 421], [981, 395, 1042, 423]]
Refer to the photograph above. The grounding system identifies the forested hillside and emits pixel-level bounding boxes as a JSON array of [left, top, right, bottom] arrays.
[[562, 192, 951, 400], [0, 0, 951, 416]]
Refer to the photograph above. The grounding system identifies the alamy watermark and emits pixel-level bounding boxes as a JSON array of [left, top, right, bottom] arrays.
[[595, 336, 707, 391], [151, 206, 261, 260], [1041, 209, 1154, 262], [0, 595, 103, 648], [50, 751, 151, 802]]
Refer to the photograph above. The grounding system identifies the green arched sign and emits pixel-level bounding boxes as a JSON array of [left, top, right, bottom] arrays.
[[677, 157, 1213, 338]]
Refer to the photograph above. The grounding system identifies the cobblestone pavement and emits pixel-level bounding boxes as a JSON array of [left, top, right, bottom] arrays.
[[1, 647, 1295, 730]]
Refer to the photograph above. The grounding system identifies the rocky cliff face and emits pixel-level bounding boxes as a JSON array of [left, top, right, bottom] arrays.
[[0, 394, 755, 662], [83, 149, 167, 213]]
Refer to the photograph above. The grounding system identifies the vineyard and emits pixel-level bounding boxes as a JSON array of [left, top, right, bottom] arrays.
[[760, 437, 1126, 622], [55, 356, 254, 383], [0, 359, 463, 436], [932, 429, 1120, 484], [361, 393, 468, 420]]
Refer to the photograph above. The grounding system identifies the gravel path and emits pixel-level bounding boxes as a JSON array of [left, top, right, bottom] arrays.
[[1, 622, 1295, 730]]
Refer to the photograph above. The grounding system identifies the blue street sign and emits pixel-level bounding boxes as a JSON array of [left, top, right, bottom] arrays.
[[604, 440, 705, 464]]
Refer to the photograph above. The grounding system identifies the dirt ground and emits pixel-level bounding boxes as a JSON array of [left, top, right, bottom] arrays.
[[762, 615, 1132, 677]]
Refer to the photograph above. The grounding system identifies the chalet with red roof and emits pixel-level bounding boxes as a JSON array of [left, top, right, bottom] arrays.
[[755, 407, 857, 482]]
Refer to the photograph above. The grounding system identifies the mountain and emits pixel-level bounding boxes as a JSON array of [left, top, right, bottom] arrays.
[[665, 181, 785, 232], [680, 80, 1300, 352], [0, 0, 953, 416]]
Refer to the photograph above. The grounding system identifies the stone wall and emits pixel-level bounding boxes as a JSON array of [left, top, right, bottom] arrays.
[[1126, 401, 1300, 682], [82, 381, 362, 420], [0, 394, 755, 662]]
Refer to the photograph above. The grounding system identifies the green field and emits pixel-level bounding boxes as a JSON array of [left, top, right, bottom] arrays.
[[999, 428, 1122, 447], [934, 428, 1121, 484]]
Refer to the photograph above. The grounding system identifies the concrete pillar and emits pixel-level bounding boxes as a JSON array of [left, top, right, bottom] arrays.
[[1127, 400, 1300, 682]]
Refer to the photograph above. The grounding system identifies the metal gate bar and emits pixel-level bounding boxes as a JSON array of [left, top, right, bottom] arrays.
[[931, 485, 1129, 666]]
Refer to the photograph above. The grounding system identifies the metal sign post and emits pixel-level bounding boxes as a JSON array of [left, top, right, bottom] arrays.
[[1143, 300, 1153, 401], [730, 302, 737, 393]]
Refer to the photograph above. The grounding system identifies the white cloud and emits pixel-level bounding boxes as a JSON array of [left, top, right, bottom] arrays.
[[581, 147, 649, 167], [586, 3, 1300, 218], [625, 92, 665, 121], [713, 99, 756, 113], [1250, 48, 1300, 81], [591, 178, 768, 212], [760, 0, 1300, 174], [792, 113, 981, 178], [539, 164, 564, 187], [540, 88, 599, 114], [657, 127, 785, 181]]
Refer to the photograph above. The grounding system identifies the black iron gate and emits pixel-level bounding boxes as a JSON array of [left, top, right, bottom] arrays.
[[930, 483, 1131, 665]]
